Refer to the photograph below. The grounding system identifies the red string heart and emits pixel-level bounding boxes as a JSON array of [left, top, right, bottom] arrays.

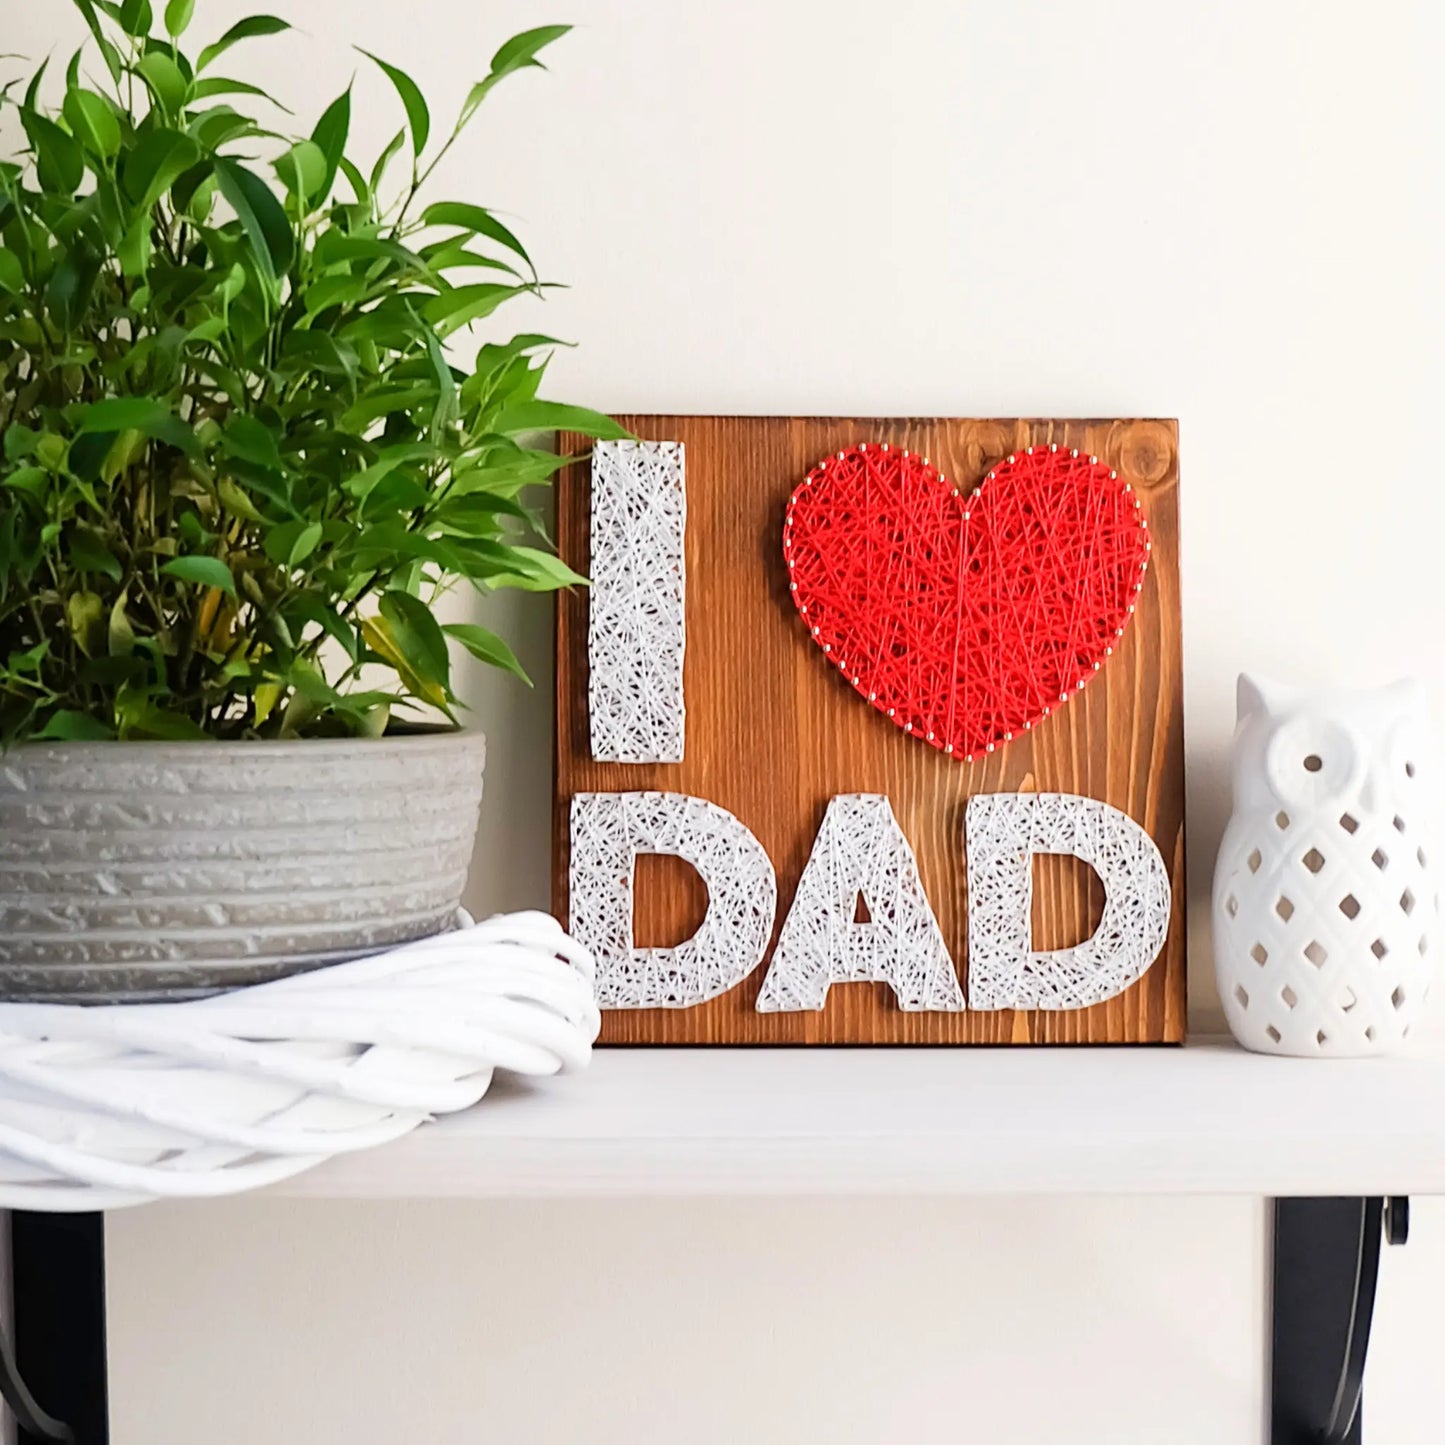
[[783, 442, 1151, 760]]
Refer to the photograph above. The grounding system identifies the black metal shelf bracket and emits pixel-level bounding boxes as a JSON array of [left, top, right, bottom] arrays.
[[5, 1212, 108, 1445], [1272, 1196, 1409, 1445]]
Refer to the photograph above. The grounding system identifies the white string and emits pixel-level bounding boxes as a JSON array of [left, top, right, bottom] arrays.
[[757, 794, 963, 1012], [966, 793, 1171, 1010], [588, 440, 687, 763], [570, 791, 776, 1008]]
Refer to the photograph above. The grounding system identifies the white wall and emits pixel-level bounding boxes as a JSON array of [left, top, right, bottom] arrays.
[[14, 0, 1445, 1439]]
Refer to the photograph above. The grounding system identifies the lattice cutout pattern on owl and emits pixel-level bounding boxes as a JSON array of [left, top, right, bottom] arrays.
[[1214, 677, 1438, 1056], [570, 791, 776, 1008], [587, 440, 687, 763], [756, 794, 964, 1012]]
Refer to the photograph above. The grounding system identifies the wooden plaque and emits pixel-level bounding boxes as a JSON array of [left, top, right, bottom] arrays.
[[554, 417, 1185, 1044]]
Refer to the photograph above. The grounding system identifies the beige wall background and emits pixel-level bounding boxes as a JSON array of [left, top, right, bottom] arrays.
[[10, 0, 1445, 1439]]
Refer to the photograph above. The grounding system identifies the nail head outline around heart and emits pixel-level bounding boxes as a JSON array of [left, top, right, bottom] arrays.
[[782, 440, 1152, 761]]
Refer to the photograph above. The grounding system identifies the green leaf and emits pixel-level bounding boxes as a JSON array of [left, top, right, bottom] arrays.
[[214, 157, 295, 286], [163, 0, 194, 36], [422, 321, 458, 435], [284, 594, 359, 662], [422, 283, 526, 338], [36, 433, 69, 473], [444, 538, 584, 592], [434, 492, 530, 533], [78, 397, 165, 432], [34, 709, 115, 741], [118, 0, 154, 37], [0, 249, 24, 293], [340, 443, 434, 500], [3, 466, 48, 496], [160, 555, 236, 596], [190, 75, 285, 105], [490, 400, 631, 441], [221, 413, 284, 471], [122, 128, 200, 209], [216, 478, 263, 522], [6, 426, 41, 463], [118, 703, 210, 740], [505, 544, 589, 589], [490, 24, 573, 78], [278, 329, 358, 379], [377, 589, 451, 698], [45, 249, 103, 331], [358, 49, 429, 157], [358, 472, 430, 521], [101, 428, 147, 483], [78, 397, 198, 455], [109, 592, 135, 654], [196, 15, 291, 72], [351, 524, 457, 571], [186, 103, 263, 150], [66, 589, 106, 656], [313, 232, 433, 273], [458, 25, 571, 125], [298, 271, 370, 321], [63, 88, 122, 159], [418, 239, 522, 281], [420, 201, 534, 275], [443, 622, 530, 683], [21, 110, 85, 194], [69, 529, 123, 580], [117, 216, 151, 277], [275, 139, 326, 200], [310, 86, 351, 200], [23, 58, 50, 113], [72, 0, 124, 82], [359, 615, 435, 708], [368, 127, 406, 193], [337, 155, 370, 208], [135, 50, 188, 114], [288, 522, 322, 567]]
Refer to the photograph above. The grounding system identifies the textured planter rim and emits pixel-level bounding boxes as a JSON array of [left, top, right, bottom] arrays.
[[0, 727, 487, 1002], [6, 726, 478, 761]]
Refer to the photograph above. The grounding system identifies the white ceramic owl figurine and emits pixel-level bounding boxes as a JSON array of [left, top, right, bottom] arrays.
[[1214, 675, 1438, 1057]]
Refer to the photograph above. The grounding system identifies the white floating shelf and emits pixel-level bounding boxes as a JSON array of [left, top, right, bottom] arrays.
[[274, 1039, 1445, 1200]]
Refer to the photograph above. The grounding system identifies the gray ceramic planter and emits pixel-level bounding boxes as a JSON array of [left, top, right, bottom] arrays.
[[0, 730, 486, 1002]]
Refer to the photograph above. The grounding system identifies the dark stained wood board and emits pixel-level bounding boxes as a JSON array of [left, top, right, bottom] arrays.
[[554, 417, 1185, 1044]]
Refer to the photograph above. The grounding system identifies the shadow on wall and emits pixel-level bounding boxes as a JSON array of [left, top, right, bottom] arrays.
[[1187, 742, 1234, 1029], [455, 584, 555, 920]]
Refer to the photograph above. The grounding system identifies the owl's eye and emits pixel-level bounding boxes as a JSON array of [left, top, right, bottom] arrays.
[[1388, 720, 1426, 789], [1264, 719, 1363, 807]]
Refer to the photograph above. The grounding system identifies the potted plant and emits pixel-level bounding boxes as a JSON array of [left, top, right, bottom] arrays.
[[0, 1, 624, 1000]]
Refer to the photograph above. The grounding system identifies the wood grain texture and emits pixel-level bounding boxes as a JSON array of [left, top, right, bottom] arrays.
[[554, 418, 1185, 1045]]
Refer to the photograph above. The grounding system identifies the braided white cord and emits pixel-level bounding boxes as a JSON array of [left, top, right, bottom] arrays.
[[0, 912, 598, 1211]]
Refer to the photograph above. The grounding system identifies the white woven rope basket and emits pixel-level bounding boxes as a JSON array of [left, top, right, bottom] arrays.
[[0, 911, 599, 1211]]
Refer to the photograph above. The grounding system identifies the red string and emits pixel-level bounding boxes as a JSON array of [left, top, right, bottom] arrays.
[[783, 442, 1151, 761]]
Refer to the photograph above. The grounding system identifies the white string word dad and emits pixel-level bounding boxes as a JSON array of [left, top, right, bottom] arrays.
[[569, 790, 1171, 1012]]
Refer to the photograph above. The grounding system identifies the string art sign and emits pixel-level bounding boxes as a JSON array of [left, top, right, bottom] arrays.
[[554, 419, 1186, 1045]]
